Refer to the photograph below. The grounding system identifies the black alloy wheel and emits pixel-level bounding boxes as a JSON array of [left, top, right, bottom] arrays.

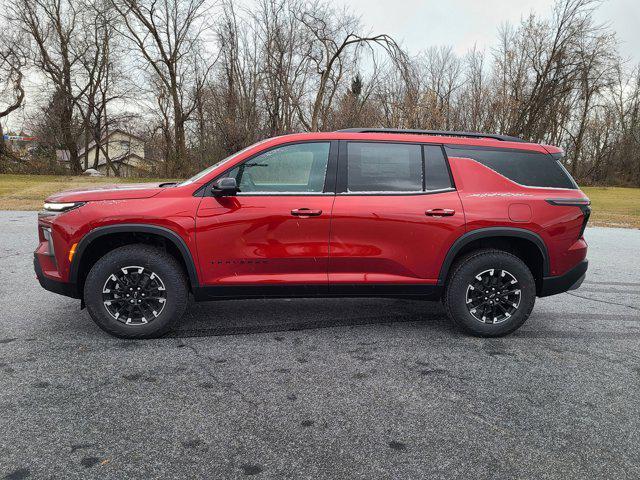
[[465, 268, 522, 324], [102, 265, 168, 325], [443, 249, 536, 337], [84, 245, 188, 339]]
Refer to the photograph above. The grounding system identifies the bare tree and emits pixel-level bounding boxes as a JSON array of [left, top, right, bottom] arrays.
[[213, 0, 260, 155], [253, 0, 308, 136], [111, 0, 217, 176], [0, 31, 28, 161], [496, 0, 606, 141], [13, 0, 89, 173], [76, 0, 133, 176], [295, 2, 405, 131], [565, 28, 617, 175]]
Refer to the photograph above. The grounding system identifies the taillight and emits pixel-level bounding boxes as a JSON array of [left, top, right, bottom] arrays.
[[546, 198, 591, 239], [578, 205, 591, 238]]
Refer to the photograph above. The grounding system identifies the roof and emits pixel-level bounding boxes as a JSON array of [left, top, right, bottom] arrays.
[[262, 131, 549, 153], [337, 128, 525, 143]]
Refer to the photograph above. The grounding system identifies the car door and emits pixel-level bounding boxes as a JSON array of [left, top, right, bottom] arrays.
[[328, 141, 465, 294], [195, 141, 337, 294]]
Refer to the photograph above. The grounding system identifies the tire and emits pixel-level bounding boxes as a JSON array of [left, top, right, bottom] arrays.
[[443, 249, 536, 337], [84, 244, 188, 339]]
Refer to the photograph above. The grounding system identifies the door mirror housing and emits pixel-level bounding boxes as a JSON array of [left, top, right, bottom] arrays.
[[212, 177, 239, 196]]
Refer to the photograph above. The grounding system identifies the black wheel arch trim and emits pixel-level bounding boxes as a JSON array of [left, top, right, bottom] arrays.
[[69, 223, 200, 290], [437, 227, 550, 285]]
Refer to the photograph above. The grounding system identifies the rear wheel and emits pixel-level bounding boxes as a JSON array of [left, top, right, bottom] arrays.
[[84, 245, 188, 339], [443, 249, 536, 337]]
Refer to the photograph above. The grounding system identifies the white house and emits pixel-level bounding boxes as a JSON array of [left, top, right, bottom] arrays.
[[79, 130, 148, 177], [57, 130, 150, 177]]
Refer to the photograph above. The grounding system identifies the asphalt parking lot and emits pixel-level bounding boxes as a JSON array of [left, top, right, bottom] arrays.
[[1, 211, 639, 479]]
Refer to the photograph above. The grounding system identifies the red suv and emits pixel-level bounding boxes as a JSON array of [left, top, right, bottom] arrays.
[[35, 129, 590, 338]]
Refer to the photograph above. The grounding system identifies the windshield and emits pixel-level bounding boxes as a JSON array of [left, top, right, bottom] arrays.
[[179, 140, 270, 186]]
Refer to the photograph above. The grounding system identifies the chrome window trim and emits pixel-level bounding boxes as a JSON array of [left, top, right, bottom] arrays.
[[234, 192, 335, 196], [336, 187, 456, 196]]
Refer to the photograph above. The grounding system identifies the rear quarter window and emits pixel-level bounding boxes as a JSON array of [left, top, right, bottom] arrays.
[[445, 147, 577, 189]]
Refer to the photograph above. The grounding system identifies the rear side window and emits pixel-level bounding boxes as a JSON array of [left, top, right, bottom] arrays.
[[424, 145, 453, 190], [347, 142, 422, 192], [446, 147, 577, 189]]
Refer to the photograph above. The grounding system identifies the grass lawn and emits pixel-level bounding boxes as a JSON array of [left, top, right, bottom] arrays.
[[0, 174, 638, 228], [0, 174, 176, 211], [582, 186, 640, 229]]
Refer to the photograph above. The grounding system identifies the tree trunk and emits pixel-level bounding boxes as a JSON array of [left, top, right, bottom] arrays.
[[171, 82, 187, 176], [60, 99, 80, 173], [571, 93, 592, 177], [0, 123, 7, 158], [83, 128, 90, 171]]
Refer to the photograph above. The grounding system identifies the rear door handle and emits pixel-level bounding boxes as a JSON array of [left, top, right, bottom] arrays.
[[426, 208, 455, 217], [291, 208, 322, 217]]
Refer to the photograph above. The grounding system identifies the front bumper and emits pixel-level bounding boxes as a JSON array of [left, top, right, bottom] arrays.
[[34, 254, 79, 299], [539, 259, 588, 297]]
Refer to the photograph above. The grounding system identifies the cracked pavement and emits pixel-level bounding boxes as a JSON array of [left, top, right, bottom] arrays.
[[1, 211, 639, 479]]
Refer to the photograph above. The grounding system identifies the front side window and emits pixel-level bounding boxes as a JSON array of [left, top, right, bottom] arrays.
[[347, 142, 423, 192], [226, 142, 330, 193], [180, 139, 270, 186]]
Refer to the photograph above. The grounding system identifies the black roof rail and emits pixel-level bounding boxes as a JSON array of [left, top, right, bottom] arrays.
[[336, 128, 525, 143]]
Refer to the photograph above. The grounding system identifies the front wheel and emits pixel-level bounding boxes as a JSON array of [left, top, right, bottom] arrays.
[[84, 245, 188, 339], [443, 249, 536, 337]]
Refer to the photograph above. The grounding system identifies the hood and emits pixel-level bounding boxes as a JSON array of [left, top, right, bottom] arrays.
[[45, 183, 166, 203]]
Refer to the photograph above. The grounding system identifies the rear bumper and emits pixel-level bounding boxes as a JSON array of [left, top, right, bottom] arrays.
[[539, 259, 588, 297], [34, 254, 79, 299]]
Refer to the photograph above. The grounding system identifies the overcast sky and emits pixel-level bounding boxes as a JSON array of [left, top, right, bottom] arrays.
[[327, 0, 640, 63]]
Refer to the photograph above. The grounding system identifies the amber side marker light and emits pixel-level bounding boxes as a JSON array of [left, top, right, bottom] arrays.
[[68, 243, 78, 262]]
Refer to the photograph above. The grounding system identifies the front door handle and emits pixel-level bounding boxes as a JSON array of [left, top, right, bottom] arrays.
[[426, 208, 455, 217], [291, 208, 322, 217]]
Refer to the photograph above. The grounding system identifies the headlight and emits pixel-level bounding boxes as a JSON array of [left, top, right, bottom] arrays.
[[42, 202, 85, 213]]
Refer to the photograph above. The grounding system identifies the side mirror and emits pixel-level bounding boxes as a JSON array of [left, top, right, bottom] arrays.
[[212, 177, 239, 196]]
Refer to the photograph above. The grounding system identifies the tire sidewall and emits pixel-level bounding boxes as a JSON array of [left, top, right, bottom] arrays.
[[84, 246, 187, 338], [445, 250, 536, 337]]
